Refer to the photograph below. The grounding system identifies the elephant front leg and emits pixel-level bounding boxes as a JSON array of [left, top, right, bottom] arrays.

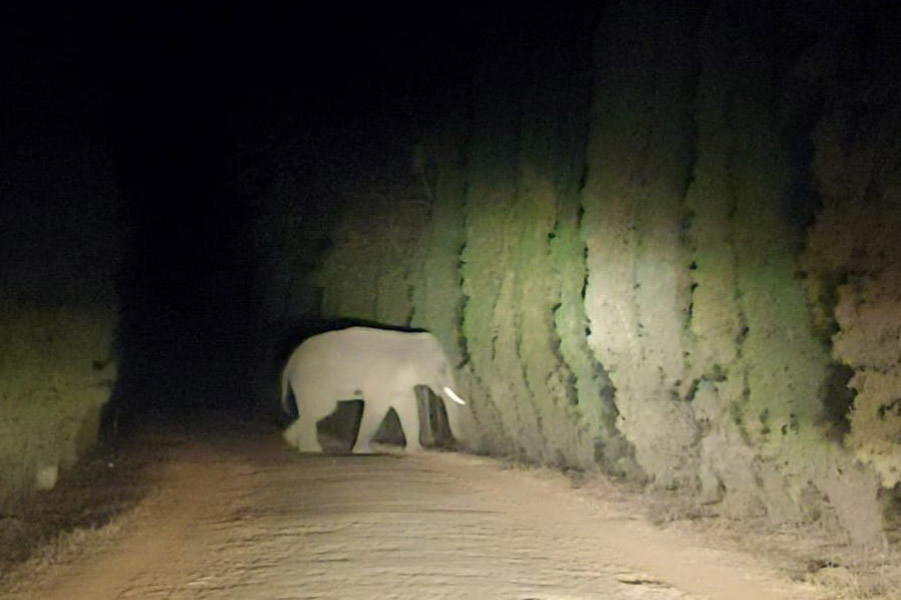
[[353, 400, 388, 454], [395, 390, 423, 452]]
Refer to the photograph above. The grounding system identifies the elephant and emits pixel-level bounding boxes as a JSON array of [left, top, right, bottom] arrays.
[[280, 326, 467, 454]]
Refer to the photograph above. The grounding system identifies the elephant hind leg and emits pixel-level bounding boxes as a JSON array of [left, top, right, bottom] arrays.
[[353, 400, 389, 454], [283, 419, 302, 447]]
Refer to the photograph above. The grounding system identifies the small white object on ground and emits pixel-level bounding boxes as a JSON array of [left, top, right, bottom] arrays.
[[35, 463, 59, 491]]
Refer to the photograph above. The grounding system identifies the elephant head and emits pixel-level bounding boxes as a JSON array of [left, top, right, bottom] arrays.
[[416, 334, 467, 444]]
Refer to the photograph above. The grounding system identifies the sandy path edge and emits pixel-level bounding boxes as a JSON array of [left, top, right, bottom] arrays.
[[3, 430, 825, 600]]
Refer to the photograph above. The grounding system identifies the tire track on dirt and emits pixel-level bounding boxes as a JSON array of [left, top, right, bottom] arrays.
[[3, 430, 824, 599]]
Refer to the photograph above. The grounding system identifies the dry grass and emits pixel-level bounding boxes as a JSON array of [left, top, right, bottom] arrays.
[[3, 514, 132, 593], [0, 437, 160, 587]]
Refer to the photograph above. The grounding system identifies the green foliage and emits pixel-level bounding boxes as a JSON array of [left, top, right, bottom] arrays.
[[298, 0, 894, 545], [409, 125, 469, 367], [0, 305, 116, 505]]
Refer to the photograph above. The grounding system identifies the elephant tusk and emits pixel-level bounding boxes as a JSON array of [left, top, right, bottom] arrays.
[[443, 386, 467, 406]]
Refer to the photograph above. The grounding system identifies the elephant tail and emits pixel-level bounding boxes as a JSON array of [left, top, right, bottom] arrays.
[[280, 364, 294, 418], [280, 366, 288, 413]]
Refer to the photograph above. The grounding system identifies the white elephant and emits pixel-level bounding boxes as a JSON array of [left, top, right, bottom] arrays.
[[280, 326, 467, 454]]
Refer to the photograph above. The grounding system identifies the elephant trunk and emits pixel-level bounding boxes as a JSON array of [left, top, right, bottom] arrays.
[[434, 379, 467, 445]]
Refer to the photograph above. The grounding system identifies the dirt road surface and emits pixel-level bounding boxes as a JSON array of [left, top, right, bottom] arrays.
[[2, 422, 826, 599]]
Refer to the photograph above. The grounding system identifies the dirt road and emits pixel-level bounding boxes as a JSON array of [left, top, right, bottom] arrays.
[[2, 423, 825, 599]]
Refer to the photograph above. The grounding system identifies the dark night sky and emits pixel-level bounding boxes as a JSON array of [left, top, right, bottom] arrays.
[[114, 8, 477, 414], [2, 5, 482, 416], [102, 6, 478, 199], [1, 5, 612, 418]]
